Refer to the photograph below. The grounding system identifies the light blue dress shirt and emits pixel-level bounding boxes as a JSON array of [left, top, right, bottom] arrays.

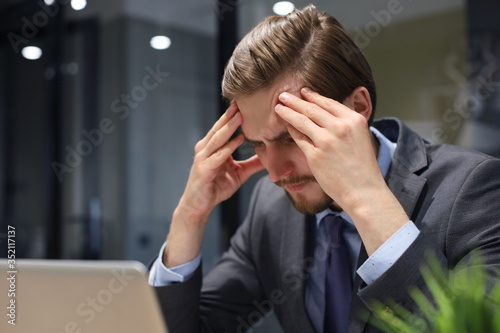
[[149, 127, 420, 332]]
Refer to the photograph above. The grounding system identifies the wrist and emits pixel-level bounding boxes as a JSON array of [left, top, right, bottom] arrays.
[[163, 206, 207, 268], [175, 197, 211, 226], [346, 187, 409, 256]]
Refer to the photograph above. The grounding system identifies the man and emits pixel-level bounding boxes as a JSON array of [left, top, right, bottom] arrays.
[[149, 5, 500, 333]]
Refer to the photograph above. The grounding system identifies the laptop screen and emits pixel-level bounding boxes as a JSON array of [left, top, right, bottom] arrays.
[[0, 259, 169, 333]]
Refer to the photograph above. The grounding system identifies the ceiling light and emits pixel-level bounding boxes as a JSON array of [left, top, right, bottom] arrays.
[[71, 0, 87, 11], [150, 35, 171, 50], [44, 0, 55, 5], [21, 46, 43, 60], [273, 1, 295, 16]]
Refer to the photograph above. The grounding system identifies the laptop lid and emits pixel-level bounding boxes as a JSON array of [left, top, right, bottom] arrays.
[[0, 259, 169, 333]]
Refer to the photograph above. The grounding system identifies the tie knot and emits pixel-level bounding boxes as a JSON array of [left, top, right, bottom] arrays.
[[324, 214, 346, 245]]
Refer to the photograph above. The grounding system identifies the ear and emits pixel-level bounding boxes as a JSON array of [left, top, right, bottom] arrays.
[[343, 87, 372, 122]]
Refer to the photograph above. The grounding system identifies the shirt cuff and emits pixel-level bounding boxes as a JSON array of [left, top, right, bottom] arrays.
[[357, 221, 420, 285], [148, 242, 201, 286]]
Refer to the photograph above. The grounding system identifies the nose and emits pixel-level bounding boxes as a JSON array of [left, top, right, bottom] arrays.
[[264, 145, 294, 183]]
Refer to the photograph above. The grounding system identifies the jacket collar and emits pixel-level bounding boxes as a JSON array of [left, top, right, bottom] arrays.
[[374, 118, 429, 220]]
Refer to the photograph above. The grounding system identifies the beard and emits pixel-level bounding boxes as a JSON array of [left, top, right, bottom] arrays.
[[275, 175, 334, 215]]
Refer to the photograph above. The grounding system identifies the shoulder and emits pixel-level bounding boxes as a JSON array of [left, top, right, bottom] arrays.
[[374, 117, 499, 173]]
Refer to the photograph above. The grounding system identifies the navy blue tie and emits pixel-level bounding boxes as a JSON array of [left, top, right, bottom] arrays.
[[324, 214, 352, 333]]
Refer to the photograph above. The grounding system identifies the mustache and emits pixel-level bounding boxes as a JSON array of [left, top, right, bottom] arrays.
[[275, 175, 317, 187]]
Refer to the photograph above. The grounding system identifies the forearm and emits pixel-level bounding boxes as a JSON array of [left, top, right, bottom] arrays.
[[346, 185, 410, 256], [156, 177, 268, 333], [163, 203, 208, 268]]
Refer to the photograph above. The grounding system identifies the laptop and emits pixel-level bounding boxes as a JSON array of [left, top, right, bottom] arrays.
[[0, 259, 169, 333]]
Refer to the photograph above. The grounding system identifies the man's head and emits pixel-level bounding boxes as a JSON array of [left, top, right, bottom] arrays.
[[223, 5, 376, 215], [222, 4, 376, 123]]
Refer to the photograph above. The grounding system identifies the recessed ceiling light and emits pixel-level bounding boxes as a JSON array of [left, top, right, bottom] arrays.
[[71, 0, 87, 11], [273, 1, 295, 16], [22, 46, 43, 60], [150, 35, 171, 50], [44, 0, 55, 5]]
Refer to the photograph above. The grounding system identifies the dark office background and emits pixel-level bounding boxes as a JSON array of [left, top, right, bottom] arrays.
[[1, 1, 499, 331]]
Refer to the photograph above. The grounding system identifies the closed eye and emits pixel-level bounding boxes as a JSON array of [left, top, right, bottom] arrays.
[[252, 142, 266, 149], [243, 131, 294, 149], [244, 138, 264, 148]]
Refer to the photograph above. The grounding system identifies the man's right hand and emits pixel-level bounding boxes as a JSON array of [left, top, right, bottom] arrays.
[[163, 103, 264, 268]]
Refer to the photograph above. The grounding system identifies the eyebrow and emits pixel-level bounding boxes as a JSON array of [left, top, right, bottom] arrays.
[[243, 131, 292, 146]]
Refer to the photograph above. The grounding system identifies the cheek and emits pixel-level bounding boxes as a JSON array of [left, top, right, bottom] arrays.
[[255, 149, 268, 168]]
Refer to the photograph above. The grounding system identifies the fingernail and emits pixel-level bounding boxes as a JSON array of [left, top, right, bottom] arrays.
[[231, 112, 239, 122], [275, 104, 283, 112], [279, 92, 290, 101], [302, 87, 311, 94]]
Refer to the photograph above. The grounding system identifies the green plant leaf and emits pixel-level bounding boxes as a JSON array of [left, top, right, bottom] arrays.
[[372, 251, 500, 333]]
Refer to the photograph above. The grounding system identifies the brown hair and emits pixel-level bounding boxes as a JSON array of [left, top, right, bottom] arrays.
[[222, 4, 377, 124]]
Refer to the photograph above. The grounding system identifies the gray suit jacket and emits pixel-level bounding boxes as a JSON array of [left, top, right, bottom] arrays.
[[155, 118, 500, 333]]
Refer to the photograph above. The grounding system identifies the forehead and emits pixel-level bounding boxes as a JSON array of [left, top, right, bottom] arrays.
[[236, 78, 302, 141]]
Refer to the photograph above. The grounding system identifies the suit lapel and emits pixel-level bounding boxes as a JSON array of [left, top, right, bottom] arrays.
[[377, 118, 429, 220], [279, 207, 317, 332], [387, 168, 427, 220], [349, 245, 371, 332]]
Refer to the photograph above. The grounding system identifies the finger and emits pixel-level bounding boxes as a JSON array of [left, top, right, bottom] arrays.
[[235, 155, 265, 183], [200, 111, 242, 159], [300, 87, 350, 118], [277, 91, 332, 127], [196, 103, 238, 153], [285, 123, 314, 150], [205, 133, 244, 170], [274, 103, 321, 143]]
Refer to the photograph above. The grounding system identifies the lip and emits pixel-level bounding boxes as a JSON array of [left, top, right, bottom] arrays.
[[284, 183, 307, 192]]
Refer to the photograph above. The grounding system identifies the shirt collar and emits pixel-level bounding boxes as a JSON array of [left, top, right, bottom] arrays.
[[315, 126, 397, 227]]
